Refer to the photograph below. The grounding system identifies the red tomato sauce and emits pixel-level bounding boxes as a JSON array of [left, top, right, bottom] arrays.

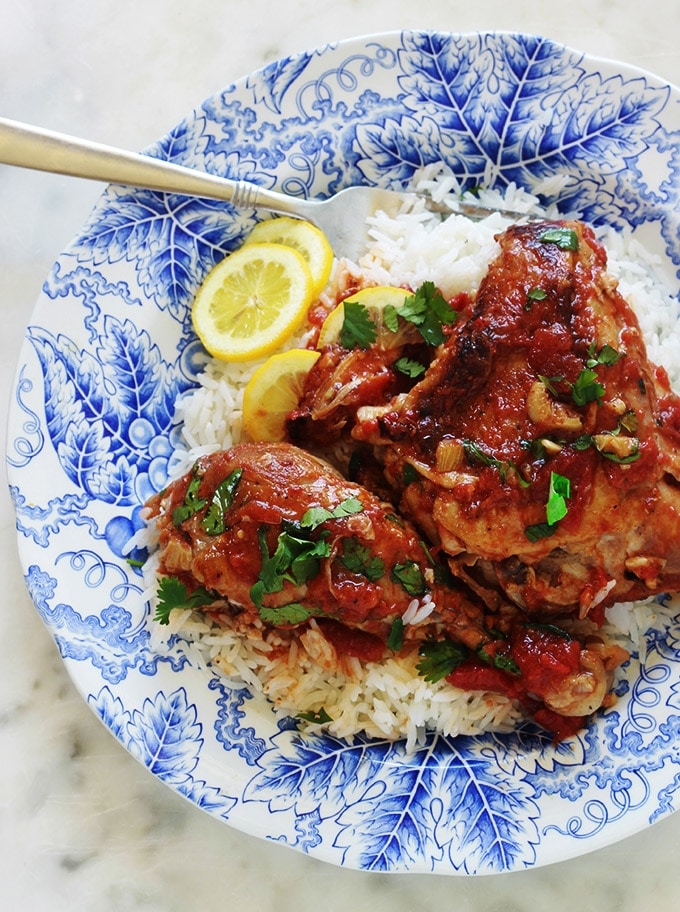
[[446, 625, 586, 741]]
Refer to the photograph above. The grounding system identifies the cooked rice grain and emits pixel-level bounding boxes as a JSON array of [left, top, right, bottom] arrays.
[[145, 166, 680, 745]]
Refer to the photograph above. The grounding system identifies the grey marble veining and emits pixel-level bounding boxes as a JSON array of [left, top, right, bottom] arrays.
[[2, 1, 680, 909]]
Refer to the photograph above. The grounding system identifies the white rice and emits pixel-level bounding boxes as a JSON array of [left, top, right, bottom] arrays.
[[144, 164, 680, 746]]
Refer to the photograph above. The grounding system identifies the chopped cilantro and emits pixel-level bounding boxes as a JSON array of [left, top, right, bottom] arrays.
[[387, 617, 405, 652], [172, 467, 206, 526], [249, 498, 366, 622], [200, 468, 242, 535], [340, 537, 385, 582], [391, 560, 426, 596], [596, 442, 642, 464], [538, 374, 564, 396], [250, 523, 331, 612], [586, 341, 622, 368], [394, 281, 457, 346], [300, 497, 363, 530], [462, 439, 530, 487], [572, 434, 594, 451], [462, 439, 510, 482], [525, 471, 570, 541], [298, 707, 332, 725], [477, 644, 520, 675], [403, 463, 420, 486], [526, 621, 573, 639], [258, 602, 321, 626], [539, 227, 579, 251], [154, 576, 216, 624], [394, 356, 427, 378], [538, 343, 622, 412], [417, 638, 468, 683], [571, 368, 605, 406], [619, 410, 638, 433], [524, 521, 557, 542], [340, 298, 378, 349], [525, 286, 547, 310], [383, 304, 400, 334], [491, 652, 521, 674], [546, 471, 570, 525]]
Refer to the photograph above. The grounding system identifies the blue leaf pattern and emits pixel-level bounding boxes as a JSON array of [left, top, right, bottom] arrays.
[[28, 311, 192, 505], [8, 31, 680, 873], [127, 688, 203, 777], [90, 685, 237, 817]]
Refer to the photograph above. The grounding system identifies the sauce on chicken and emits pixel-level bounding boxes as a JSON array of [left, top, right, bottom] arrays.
[[146, 219, 680, 741]]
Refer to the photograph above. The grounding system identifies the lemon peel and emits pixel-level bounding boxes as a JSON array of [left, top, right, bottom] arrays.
[[191, 242, 314, 362], [242, 348, 321, 442], [244, 217, 333, 298]]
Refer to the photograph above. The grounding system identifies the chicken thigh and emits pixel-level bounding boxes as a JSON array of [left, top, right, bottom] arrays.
[[354, 220, 680, 617], [146, 441, 626, 736]]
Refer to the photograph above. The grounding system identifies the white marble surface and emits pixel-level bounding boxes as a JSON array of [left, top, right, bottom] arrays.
[[2, 1, 680, 909]]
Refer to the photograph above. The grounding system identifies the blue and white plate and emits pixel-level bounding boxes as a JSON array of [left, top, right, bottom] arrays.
[[7, 31, 680, 874]]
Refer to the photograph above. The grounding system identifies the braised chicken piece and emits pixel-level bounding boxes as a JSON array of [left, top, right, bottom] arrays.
[[146, 441, 627, 737], [287, 344, 405, 449], [145, 442, 490, 650], [353, 220, 680, 618]]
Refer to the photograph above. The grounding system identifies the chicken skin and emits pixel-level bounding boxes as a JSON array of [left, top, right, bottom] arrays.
[[353, 220, 680, 618], [146, 440, 627, 737], [145, 441, 490, 650]]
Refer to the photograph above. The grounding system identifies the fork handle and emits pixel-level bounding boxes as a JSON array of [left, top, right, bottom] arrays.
[[0, 116, 315, 219]]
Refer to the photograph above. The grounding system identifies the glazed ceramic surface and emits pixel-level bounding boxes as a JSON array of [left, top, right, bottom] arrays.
[[8, 30, 680, 874]]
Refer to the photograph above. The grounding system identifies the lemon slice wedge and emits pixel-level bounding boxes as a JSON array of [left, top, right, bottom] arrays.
[[191, 242, 314, 362], [242, 348, 321, 442], [317, 285, 418, 350], [244, 217, 334, 298]]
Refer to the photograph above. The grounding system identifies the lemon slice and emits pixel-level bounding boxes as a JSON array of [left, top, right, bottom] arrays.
[[317, 285, 417, 350], [191, 242, 314, 362], [242, 348, 321, 442], [244, 217, 334, 298]]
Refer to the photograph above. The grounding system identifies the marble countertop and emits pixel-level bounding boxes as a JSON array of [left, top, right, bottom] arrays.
[[2, 2, 679, 909]]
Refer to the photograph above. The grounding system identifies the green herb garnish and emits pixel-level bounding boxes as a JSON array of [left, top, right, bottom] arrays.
[[571, 368, 606, 406], [298, 707, 332, 725], [300, 497, 363, 530], [391, 561, 427, 596], [340, 537, 385, 582], [526, 621, 573, 639], [172, 467, 207, 526], [386, 281, 457, 346], [417, 638, 468, 683], [250, 523, 331, 611], [537, 374, 564, 396], [539, 227, 579, 251], [491, 653, 521, 674], [462, 439, 510, 482], [340, 298, 378, 348], [525, 470, 571, 541], [462, 439, 530, 487], [403, 463, 420, 486], [394, 356, 427, 378], [258, 602, 321, 626], [200, 468, 242, 535], [387, 617, 405, 652], [586, 341, 622, 368], [595, 440, 642, 464], [477, 644, 520, 675], [524, 522, 556, 542], [154, 576, 216, 625], [525, 286, 547, 309], [546, 471, 571, 525]]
